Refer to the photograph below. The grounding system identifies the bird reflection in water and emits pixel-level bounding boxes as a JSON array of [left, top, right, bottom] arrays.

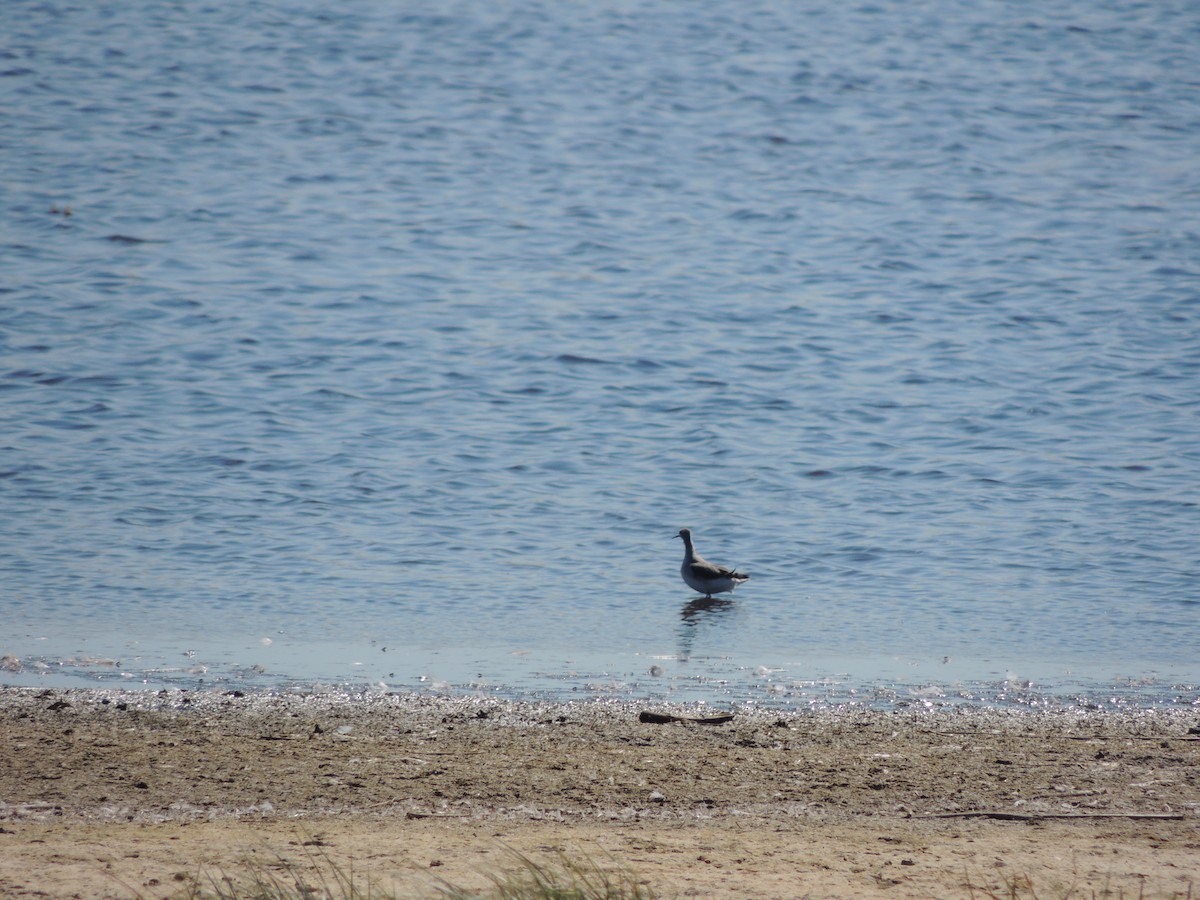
[[677, 596, 736, 660]]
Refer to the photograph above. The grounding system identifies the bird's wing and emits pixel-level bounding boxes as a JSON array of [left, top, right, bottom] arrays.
[[689, 558, 737, 578]]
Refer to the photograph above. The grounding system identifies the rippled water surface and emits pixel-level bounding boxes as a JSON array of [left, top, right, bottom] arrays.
[[3, 0, 1198, 707]]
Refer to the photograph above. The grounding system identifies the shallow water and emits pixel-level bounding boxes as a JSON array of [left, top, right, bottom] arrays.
[[2, 0, 1198, 709]]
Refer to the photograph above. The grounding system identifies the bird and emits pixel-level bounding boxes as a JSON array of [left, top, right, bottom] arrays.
[[675, 528, 750, 598]]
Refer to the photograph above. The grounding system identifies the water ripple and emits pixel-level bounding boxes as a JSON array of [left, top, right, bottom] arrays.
[[1, 0, 1198, 701]]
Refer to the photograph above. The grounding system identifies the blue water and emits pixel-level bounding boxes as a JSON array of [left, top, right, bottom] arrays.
[[3, 0, 1198, 708]]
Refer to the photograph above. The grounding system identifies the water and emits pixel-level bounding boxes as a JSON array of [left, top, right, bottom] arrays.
[[3, 0, 1198, 709]]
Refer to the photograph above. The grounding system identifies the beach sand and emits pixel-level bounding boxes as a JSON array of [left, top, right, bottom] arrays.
[[1, 687, 1197, 898]]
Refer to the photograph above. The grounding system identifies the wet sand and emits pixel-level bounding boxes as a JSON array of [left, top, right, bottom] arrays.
[[1, 687, 1197, 898]]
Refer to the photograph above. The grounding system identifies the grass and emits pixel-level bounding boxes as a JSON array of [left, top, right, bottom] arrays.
[[433, 847, 656, 900], [150, 841, 656, 900], [119, 838, 1197, 900]]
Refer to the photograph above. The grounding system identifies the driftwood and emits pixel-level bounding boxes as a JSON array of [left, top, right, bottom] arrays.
[[638, 711, 735, 726]]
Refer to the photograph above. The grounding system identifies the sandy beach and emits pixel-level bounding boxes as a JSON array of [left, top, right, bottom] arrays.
[[1, 687, 1197, 898]]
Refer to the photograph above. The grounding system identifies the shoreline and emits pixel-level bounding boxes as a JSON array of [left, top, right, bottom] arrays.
[[1, 686, 1197, 897], [5, 639, 1199, 711]]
